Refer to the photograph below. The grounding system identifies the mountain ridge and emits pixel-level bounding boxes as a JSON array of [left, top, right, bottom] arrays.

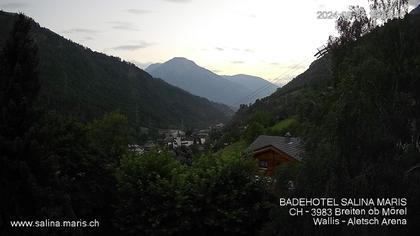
[[222, 74, 278, 99], [0, 11, 232, 129], [409, 4, 420, 15], [145, 57, 278, 106]]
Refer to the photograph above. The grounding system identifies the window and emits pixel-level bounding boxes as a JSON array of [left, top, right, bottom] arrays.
[[259, 160, 268, 169]]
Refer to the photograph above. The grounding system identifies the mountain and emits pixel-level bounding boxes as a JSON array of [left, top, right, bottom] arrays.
[[278, 56, 332, 95], [410, 4, 420, 15], [145, 58, 277, 107], [221, 11, 420, 148], [145, 57, 250, 106], [0, 11, 232, 129], [222, 74, 278, 98], [237, 55, 331, 120], [222, 51, 332, 133], [143, 62, 162, 72]]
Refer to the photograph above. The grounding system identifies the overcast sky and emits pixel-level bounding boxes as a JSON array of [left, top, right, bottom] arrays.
[[0, 0, 418, 85]]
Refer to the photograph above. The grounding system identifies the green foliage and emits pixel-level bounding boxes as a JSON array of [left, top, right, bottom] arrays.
[[115, 149, 185, 235], [219, 57, 332, 149], [115, 149, 272, 235], [263, 14, 420, 235], [0, 13, 49, 232], [37, 114, 119, 233], [298, 15, 420, 196], [0, 13, 39, 139], [267, 118, 297, 136], [243, 122, 265, 144], [0, 12, 272, 236], [217, 140, 248, 160], [273, 162, 300, 195], [87, 111, 132, 163]]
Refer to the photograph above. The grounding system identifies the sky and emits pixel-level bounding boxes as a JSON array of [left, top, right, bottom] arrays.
[[0, 0, 419, 85]]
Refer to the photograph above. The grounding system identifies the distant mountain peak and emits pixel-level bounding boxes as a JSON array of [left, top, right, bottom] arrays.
[[146, 57, 200, 74], [170, 57, 190, 61], [167, 57, 196, 65], [145, 58, 279, 106], [226, 74, 265, 79]]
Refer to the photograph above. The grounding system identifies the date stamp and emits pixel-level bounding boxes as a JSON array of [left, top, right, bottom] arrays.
[[316, 11, 352, 20]]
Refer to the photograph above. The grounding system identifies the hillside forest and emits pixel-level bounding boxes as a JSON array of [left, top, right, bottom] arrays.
[[1, 0, 420, 235]]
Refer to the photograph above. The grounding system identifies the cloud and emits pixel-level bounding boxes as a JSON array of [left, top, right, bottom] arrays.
[[229, 48, 254, 53], [0, 3, 28, 9], [108, 21, 139, 31], [82, 36, 94, 41], [110, 42, 153, 51], [164, 0, 192, 3], [410, 0, 420, 7], [232, 60, 245, 64], [62, 28, 99, 34], [317, 3, 326, 9], [215, 47, 224, 51], [125, 9, 151, 15]]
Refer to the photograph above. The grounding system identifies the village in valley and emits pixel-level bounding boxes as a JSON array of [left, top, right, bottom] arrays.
[[2, 1, 419, 235], [129, 120, 304, 177], [129, 123, 225, 157]]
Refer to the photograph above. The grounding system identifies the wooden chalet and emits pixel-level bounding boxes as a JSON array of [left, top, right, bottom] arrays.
[[249, 135, 303, 176]]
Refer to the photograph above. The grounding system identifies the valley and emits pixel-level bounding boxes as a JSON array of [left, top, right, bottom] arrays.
[[1, 1, 420, 235]]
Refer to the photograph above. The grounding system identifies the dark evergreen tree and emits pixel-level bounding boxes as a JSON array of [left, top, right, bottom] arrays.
[[0, 12, 42, 224], [0, 14, 77, 236]]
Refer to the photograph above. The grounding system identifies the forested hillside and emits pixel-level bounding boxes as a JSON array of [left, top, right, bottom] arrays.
[[0, 14, 269, 235], [214, 8, 420, 235], [0, 11, 231, 130], [2, 1, 420, 235], [214, 54, 332, 148], [223, 74, 278, 100]]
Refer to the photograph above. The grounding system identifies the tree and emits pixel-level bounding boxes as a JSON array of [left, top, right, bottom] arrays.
[[369, 0, 409, 22], [0, 13, 39, 140], [0, 15, 126, 234], [328, 0, 410, 51], [294, 12, 419, 235], [263, 10, 420, 235], [38, 113, 120, 234], [337, 6, 371, 42], [114, 149, 186, 235], [87, 111, 132, 163], [0, 14, 61, 234], [115, 149, 271, 235], [327, 5, 372, 51]]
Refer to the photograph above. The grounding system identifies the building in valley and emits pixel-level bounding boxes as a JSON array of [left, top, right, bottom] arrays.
[[249, 134, 303, 176]]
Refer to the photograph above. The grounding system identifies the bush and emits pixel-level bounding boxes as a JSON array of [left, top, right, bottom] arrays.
[[114, 149, 272, 235]]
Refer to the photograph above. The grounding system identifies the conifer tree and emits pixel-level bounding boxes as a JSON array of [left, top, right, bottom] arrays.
[[0, 13, 43, 230]]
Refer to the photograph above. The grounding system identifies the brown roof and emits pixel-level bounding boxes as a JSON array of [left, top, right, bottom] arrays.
[[249, 135, 304, 161]]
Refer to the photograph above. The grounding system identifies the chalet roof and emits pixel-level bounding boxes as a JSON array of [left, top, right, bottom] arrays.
[[249, 135, 304, 161]]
